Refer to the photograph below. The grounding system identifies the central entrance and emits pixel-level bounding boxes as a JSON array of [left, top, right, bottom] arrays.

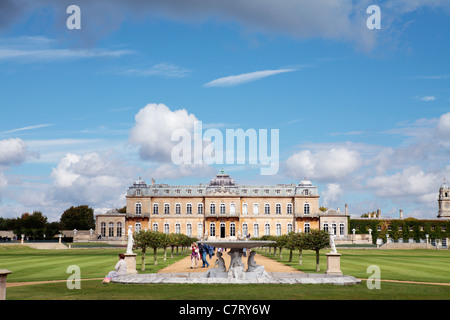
[[220, 222, 226, 238]]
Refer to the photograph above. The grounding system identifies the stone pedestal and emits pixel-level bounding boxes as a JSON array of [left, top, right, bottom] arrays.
[[325, 253, 342, 275], [124, 253, 138, 275], [0, 269, 12, 300]]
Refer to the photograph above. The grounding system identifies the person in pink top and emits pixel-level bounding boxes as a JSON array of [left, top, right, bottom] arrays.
[[190, 242, 200, 269]]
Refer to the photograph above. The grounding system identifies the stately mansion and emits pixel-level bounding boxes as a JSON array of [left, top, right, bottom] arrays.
[[95, 171, 350, 242]]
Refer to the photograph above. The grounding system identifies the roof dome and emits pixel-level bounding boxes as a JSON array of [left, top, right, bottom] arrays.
[[299, 178, 312, 187], [132, 176, 147, 188], [440, 178, 449, 190], [209, 170, 236, 187]]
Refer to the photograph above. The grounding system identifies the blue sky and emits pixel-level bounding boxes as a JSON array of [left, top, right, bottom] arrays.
[[0, 0, 450, 221]]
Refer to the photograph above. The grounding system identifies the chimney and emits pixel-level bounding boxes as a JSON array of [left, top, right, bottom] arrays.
[[399, 209, 403, 219], [345, 204, 348, 215], [377, 209, 381, 218]]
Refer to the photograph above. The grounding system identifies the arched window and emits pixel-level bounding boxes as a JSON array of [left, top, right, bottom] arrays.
[[153, 203, 159, 215], [186, 203, 192, 215], [304, 223, 310, 234], [323, 223, 329, 233], [116, 222, 122, 237], [287, 223, 293, 233], [230, 203, 236, 215], [220, 203, 226, 214], [264, 203, 270, 215], [164, 203, 170, 215], [135, 203, 142, 215], [164, 223, 170, 234], [152, 223, 158, 232], [210, 223, 216, 237], [339, 223, 345, 236], [242, 203, 248, 215], [197, 223, 203, 238], [197, 203, 203, 214], [242, 223, 248, 236], [276, 203, 281, 214], [264, 223, 270, 236], [135, 222, 141, 233], [230, 222, 236, 237], [276, 223, 282, 236], [253, 223, 259, 237], [304, 203, 310, 214], [186, 223, 192, 236], [287, 203, 293, 215], [100, 222, 106, 237], [210, 203, 216, 214], [253, 203, 259, 215], [175, 203, 181, 215], [175, 223, 181, 234], [108, 222, 114, 237], [331, 223, 337, 235]]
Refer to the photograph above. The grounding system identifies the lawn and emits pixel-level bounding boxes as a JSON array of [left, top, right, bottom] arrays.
[[1, 245, 449, 300]]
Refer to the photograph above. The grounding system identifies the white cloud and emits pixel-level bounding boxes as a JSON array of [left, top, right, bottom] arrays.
[[321, 183, 343, 207], [436, 112, 450, 137], [122, 62, 190, 78], [204, 68, 297, 87], [0, 123, 53, 134], [417, 95, 436, 102], [284, 147, 362, 181], [0, 138, 29, 166], [129, 103, 199, 162]]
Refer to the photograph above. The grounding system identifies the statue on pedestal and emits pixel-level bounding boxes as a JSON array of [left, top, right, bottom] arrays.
[[329, 230, 337, 254], [126, 226, 134, 254]]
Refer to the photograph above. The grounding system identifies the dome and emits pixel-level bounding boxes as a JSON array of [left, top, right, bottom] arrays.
[[440, 178, 449, 190], [299, 178, 312, 187], [209, 170, 236, 187], [132, 176, 147, 188]]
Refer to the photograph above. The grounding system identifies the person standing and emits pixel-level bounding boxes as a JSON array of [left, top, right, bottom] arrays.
[[190, 242, 199, 269], [199, 243, 210, 268]]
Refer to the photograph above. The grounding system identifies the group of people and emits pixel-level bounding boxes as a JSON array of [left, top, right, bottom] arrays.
[[190, 242, 215, 269]]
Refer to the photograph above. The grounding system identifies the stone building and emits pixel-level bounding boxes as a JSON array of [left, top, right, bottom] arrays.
[[120, 171, 349, 240]]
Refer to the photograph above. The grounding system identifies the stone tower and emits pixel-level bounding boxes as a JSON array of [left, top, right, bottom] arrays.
[[438, 179, 450, 218]]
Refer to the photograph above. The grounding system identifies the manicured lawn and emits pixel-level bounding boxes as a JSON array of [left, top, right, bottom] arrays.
[[256, 248, 450, 283], [1, 245, 449, 300]]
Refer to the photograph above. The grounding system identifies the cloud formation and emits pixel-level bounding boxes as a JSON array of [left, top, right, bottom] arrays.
[[204, 68, 296, 87]]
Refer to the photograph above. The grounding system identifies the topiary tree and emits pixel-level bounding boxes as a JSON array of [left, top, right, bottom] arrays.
[[304, 229, 330, 272], [286, 232, 307, 265], [134, 230, 150, 271]]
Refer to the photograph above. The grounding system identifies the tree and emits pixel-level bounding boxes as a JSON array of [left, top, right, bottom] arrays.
[[60, 205, 95, 230], [134, 230, 150, 271], [286, 232, 307, 265], [146, 230, 165, 265], [304, 229, 330, 272], [276, 235, 289, 260]]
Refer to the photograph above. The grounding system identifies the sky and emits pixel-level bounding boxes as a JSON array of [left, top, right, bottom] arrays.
[[0, 0, 450, 221]]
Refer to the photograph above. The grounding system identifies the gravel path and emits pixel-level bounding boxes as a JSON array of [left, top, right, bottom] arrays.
[[158, 250, 301, 274]]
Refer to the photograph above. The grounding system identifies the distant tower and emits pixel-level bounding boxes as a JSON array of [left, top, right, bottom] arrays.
[[438, 179, 450, 218]]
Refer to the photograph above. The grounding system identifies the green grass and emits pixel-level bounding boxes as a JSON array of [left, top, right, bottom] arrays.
[[257, 248, 450, 283], [1, 245, 449, 300]]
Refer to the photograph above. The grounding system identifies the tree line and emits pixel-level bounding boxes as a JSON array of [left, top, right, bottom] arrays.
[[0, 205, 95, 240]]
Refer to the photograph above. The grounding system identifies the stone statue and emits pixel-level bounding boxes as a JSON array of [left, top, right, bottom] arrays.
[[247, 250, 257, 272], [329, 230, 337, 254], [126, 226, 134, 254], [213, 252, 226, 272]]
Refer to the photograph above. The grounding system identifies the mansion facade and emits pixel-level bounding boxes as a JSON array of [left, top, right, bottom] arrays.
[[95, 171, 350, 242]]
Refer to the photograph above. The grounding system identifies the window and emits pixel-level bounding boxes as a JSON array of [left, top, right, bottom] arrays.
[[304, 223, 310, 234], [242, 223, 248, 237], [287, 223, 293, 233], [287, 203, 293, 215], [100, 222, 106, 237], [116, 222, 122, 238], [197, 223, 203, 238], [339, 223, 345, 236], [175, 223, 181, 234], [164, 223, 170, 234], [135, 203, 142, 215], [210, 203, 216, 214], [153, 203, 159, 215], [152, 223, 158, 232], [210, 223, 216, 237], [303, 203, 310, 214], [175, 189, 181, 194], [198, 189, 203, 194], [331, 223, 337, 235], [242, 189, 247, 194], [187, 189, 192, 194], [304, 189, 309, 196], [275, 189, 280, 194], [264, 203, 270, 215], [136, 189, 141, 196], [230, 223, 236, 237], [276, 223, 282, 236], [186, 223, 192, 236], [253, 223, 259, 237], [323, 223, 329, 233], [264, 189, 269, 194], [388, 225, 392, 231], [242, 203, 248, 215], [197, 203, 203, 215], [276, 203, 281, 215], [109, 222, 114, 237], [186, 203, 192, 215], [265, 223, 270, 236], [220, 203, 226, 214], [175, 203, 181, 215], [253, 203, 259, 215], [164, 203, 170, 215], [230, 203, 236, 215], [377, 225, 382, 231], [164, 189, 169, 194], [135, 223, 141, 233]]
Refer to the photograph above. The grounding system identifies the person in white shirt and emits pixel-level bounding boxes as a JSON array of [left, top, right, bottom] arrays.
[[103, 253, 127, 283]]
